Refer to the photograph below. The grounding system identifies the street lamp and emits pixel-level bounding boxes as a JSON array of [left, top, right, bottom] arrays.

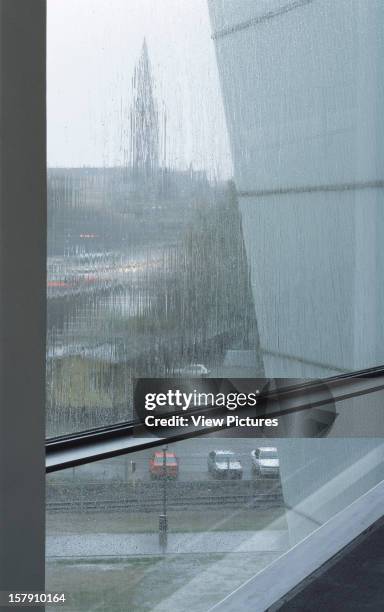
[[159, 444, 168, 552]]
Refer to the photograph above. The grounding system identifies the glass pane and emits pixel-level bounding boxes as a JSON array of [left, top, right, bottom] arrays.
[[46, 431, 384, 610], [46, 437, 287, 611], [47, 0, 384, 437], [47, 1, 384, 608], [47, 0, 261, 437]]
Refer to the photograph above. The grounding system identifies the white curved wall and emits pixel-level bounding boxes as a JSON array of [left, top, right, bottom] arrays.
[[209, 0, 384, 376]]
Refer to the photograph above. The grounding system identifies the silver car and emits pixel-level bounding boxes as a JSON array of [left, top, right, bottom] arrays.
[[173, 363, 210, 377], [208, 450, 243, 479], [251, 447, 280, 479]]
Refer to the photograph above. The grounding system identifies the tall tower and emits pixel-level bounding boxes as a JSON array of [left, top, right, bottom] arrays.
[[130, 39, 159, 176]]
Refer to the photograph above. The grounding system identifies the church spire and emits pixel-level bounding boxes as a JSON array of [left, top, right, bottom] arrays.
[[130, 38, 159, 175]]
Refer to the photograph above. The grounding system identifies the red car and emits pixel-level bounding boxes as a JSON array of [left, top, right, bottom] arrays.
[[149, 451, 179, 480]]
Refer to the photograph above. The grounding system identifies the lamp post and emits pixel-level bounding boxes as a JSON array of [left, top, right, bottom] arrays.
[[159, 444, 168, 552]]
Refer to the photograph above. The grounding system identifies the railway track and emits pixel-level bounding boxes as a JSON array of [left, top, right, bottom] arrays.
[[47, 485, 284, 513]]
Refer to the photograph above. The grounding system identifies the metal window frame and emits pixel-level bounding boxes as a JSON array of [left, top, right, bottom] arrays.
[[0, 0, 46, 607], [46, 365, 384, 473]]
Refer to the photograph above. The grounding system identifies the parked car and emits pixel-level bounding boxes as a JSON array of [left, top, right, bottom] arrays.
[[251, 447, 280, 479], [173, 363, 210, 377], [208, 450, 243, 479], [149, 450, 179, 480]]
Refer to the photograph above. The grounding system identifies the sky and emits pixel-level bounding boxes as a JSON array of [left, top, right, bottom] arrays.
[[47, 0, 233, 179]]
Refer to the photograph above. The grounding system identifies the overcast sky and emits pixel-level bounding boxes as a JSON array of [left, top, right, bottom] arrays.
[[47, 0, 233, 179]]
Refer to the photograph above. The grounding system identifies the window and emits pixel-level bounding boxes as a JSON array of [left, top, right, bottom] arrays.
[[47, 0, 259, 437], [153, 455, 178, 466], [47, 0, 384, 436], [260, 449, 278, 460], [46, 1, 384, 611]]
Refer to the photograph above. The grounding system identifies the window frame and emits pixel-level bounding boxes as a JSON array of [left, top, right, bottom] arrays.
[[0, 0, 46, 603]]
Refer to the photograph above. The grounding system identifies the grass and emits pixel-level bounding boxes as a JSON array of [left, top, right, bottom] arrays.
[[46, 551, 281, 612], [46, 507, 287, 610]]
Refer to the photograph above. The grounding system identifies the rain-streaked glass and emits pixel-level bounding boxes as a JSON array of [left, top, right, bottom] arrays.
[[47, 0, 261, 437], [47, 0, 384, 436], [47, 1, 384, 610]]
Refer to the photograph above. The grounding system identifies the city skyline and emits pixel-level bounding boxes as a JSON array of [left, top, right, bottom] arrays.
[[47, 0, 233, 180]]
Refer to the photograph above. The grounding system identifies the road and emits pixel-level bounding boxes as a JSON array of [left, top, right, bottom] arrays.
[[49, 437, 280, 484], [47, 249, 163, 299]]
